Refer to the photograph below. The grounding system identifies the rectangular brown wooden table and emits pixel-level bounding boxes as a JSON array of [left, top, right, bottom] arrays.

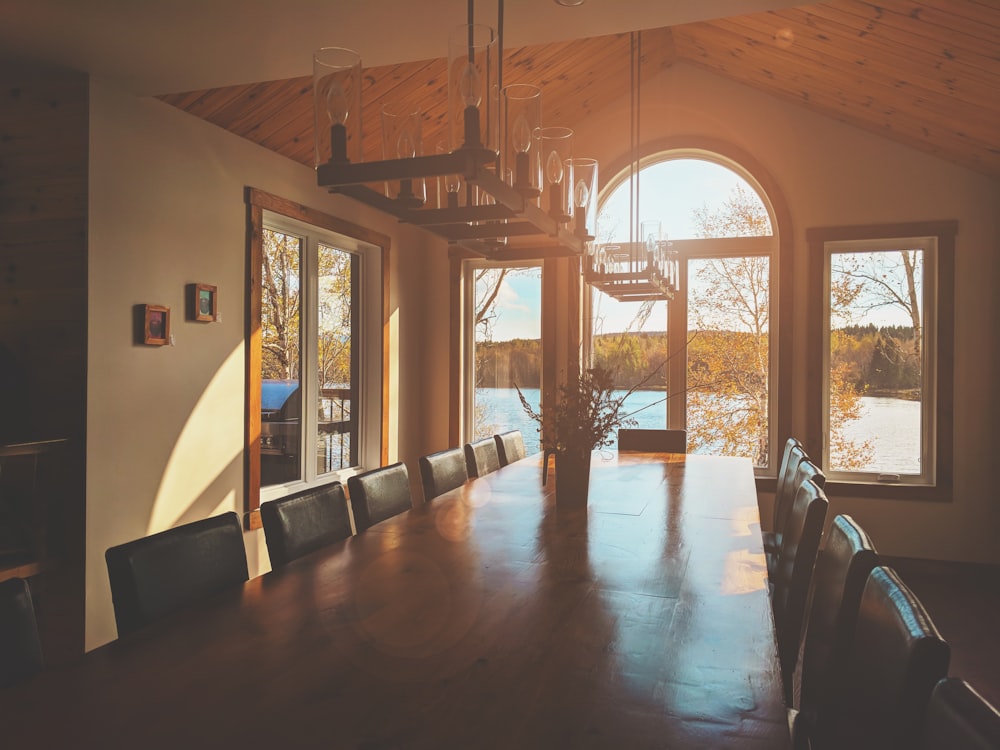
[[2, 452, 790, 749]]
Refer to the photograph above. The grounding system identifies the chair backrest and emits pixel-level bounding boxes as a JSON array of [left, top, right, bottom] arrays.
[[773, 444, 819, 536], [494, 430, 527, 467], [813, 566, 950, 750], [919, 677, 1000, 750], [617, 428, 687, 453], [105, 511, 249, 638], [260, 482, 353, 567], [800, 514, 879, 717], [771, 474, 829, 703], [0, 577, 44, 689], [419, 447, 468, 502], [347, 462, 412, 532], [464, 437, 501, 478], [772, 437, 804, 530]]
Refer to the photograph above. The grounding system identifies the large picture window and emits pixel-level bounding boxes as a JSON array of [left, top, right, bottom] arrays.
[[246, 189, 389, 524], [807, 221, 955, 499], [590, 155, 780, 473]]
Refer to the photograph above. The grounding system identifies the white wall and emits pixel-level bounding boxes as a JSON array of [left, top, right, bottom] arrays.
[[573, 63, 1000, 564], [86, 76, 440, 650]]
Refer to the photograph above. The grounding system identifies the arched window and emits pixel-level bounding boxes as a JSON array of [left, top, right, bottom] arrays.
[[591, 152, 780, 472]]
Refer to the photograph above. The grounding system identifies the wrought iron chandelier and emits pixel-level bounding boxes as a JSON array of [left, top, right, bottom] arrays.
[[312, 0, 677, 300]]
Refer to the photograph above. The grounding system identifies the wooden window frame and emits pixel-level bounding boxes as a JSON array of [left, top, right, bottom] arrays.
[[806, 220, 956, 501], [244, 188, 391, 529]]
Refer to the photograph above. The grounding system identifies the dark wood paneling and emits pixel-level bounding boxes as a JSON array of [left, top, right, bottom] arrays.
[[0, 57, 89, 663]]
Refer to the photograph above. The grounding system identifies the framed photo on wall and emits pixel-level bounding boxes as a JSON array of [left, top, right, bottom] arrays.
[[189, 283, 218, 322], [143, 305, 170, 345]]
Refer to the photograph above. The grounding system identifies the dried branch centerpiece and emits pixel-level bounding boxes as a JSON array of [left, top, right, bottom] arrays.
[[517, 366, 638, 510]]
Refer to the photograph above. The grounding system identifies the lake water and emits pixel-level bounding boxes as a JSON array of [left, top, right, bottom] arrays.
[[476, 388, 921, 473]]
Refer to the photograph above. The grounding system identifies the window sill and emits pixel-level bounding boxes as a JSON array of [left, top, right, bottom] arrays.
[[824, 480, 951, 502]]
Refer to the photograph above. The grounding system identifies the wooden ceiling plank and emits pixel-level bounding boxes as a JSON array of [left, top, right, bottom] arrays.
[[686, 20, 998, 146], [873, 0, 1000, 43], [673, 24, 999, 174], [710, 14, 999, 124], [798, 4, 1000, 85]]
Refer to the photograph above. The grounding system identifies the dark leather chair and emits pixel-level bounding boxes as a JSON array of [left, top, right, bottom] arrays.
[[347, 462, 412, 532], [762, 437, 804, 559], [419, 447, 468, 502], [617, 428, 686, 453], [105, 511, 249, 638], [810, 566, 950, 750], [494, 430, 527, 467], [0, 577, 44, 689], [797, 515, 879, 724], [919, 677, 1000, 750], [767, 450, 825, 579], [260, 482, 353, 567], [770, 474, 829, 704], [464, 437, 501, 478]]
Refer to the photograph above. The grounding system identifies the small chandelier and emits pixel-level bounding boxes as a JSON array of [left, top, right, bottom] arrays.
[[312, 0, 590, 262], [584, 30, 679, 301]]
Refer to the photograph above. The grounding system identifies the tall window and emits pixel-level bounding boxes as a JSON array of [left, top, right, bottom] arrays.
[[592, 156, 778, 471], [464, 261, 543, 455], [246, 189, 388, 519], [808, 221, 955, 498], [259, 223, 359, 486]]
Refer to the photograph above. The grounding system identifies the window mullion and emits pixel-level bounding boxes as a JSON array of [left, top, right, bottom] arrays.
[[301, 234, 320, 484]]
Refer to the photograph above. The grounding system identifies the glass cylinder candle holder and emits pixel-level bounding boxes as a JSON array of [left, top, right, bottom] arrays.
[[313, 47, 363, 167], [448, 24, 499, 152], [538, 127, 573, 222], [501, 84, 542, 197], [380, 102, 426, 207], [569, 158, 598, 240], [640, 219, 662, 273]]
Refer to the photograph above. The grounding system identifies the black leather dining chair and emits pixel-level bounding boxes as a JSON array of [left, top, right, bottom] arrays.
[[347, 462, 412, 532], [794, 515, 879, 730], [464, 437, 501, 478], [763, 437, 804, 561], [0, 576, 44, 689], [809, 565, 950, 750], [919, 677, 1000, 750], [767, 452, 825, 579], [260, 482, 353, 567], [419, 447, 468, 502], [770, 474, 829, 704], [105, 511, 249, 638], [494, 430, 526, 467], [617, 428, 686, 453]]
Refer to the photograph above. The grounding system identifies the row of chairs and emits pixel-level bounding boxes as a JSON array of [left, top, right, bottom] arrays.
[[767, 436, 1000, 749], [98, 429, 529, 640]]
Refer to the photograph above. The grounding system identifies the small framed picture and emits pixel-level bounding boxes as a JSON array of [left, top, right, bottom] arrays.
[[189, 283, 218, 322], [144, 305, 170, 345]]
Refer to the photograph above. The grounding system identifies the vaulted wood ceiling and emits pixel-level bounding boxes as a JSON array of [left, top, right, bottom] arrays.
[[159, 0, 1000, 178]]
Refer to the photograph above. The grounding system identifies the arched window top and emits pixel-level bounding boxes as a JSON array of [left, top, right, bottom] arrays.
[[598, 154, 774, 242]]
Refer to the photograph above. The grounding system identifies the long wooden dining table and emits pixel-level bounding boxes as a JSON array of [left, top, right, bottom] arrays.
[[3, 452, 791, 749]]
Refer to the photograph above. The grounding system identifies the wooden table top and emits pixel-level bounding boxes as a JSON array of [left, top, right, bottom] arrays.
[[2, 452, 790, 749]]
